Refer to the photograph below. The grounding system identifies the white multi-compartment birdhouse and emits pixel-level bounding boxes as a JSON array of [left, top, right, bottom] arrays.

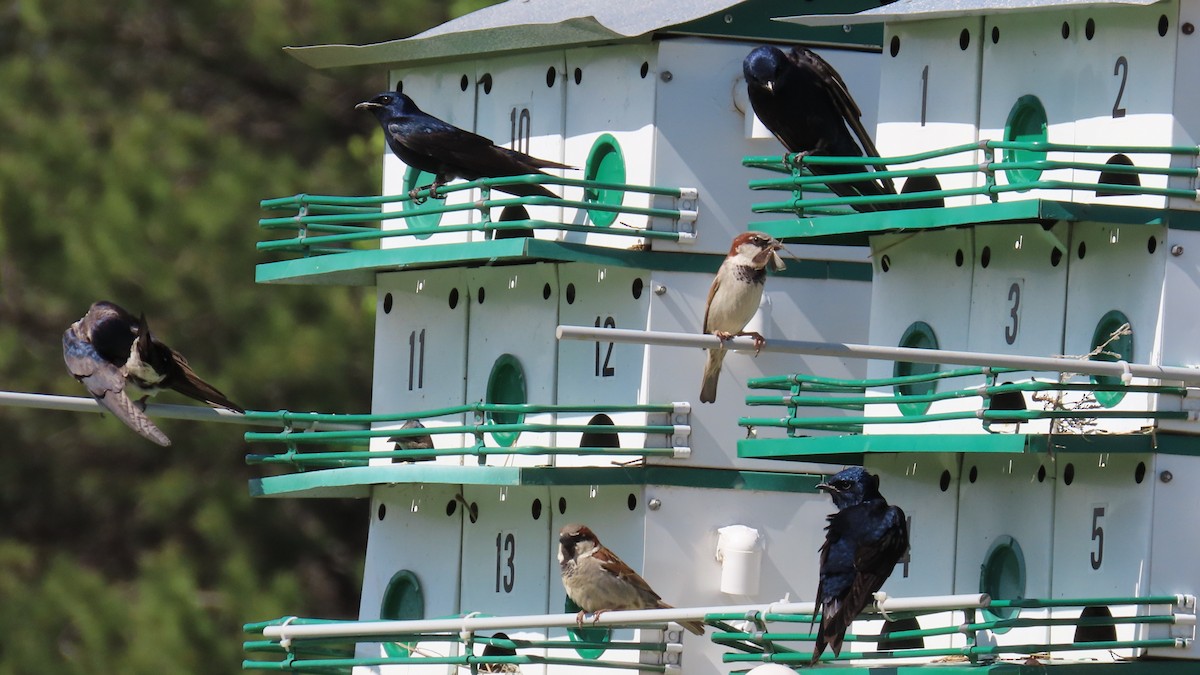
[[730, 0, 1200, 664], [245, 2, 903, 675]]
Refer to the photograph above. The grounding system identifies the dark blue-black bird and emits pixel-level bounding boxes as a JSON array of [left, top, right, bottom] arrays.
[[63, 301, 244, 446], [812, 466, 909, 662], [356, 92, 572, 200], [744, 45, 896, 212], [388, 418, 435, 463]]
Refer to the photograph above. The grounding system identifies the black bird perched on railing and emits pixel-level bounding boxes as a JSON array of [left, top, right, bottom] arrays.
[[356, 92, 573, 201], [744, 45, 896, 212], [813, 466, 909, 662], [63, 301, 243, 446]]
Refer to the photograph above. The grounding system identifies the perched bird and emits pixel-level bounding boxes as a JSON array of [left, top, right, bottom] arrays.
[[388, 418, 435, 462], [356, 92, 572, 200], [699, 232, 786, 404], [813, 467, 909, 663], [558, 524, 705, 636], [477, 632, 521, 674], [743, 45, 896, 212], [63, 301, 244, 446]]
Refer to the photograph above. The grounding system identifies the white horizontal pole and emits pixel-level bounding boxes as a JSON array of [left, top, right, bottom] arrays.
[[0, 391, 364, 430], [262, 594, 990, 640], [557, 326, 1200, 385]]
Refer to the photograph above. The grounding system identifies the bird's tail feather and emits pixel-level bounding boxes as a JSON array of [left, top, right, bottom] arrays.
[[170, 354, 244, 413], [699, 349, 724, 404], [655, 601, 706, 636]]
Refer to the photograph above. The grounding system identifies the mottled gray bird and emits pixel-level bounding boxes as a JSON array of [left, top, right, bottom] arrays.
[[388, 418, 435, 462], [63, 301, 243, 446]]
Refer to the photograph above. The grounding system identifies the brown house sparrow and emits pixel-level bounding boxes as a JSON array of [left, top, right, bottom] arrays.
[[699, 232, 786, 403], [558, 524, 705, 635]]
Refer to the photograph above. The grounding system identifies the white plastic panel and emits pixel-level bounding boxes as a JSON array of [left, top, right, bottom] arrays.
[[473, 52, 568, 241], [1169, 1, 1200, 211], [954, 455, 1055, 648], [356, 484, 464, 672], [643, 267, 869, 472], [1070, 4, 1178, 208], [465, 265, 559, 466], [965, 222, 1069, 435], [383, 66, 478, 247], [459, 484, 553, 669], [1049, 454, 1154, 659], [641, 484, 835, 675], [876, 18, 984, 206], [864, 454, 960, 652], [1062, 222, 1167, 432], [373, 270, 469, 465], [562, 44, 656, 248], [866, 229, 977, 434], [1146, 454, 1200, 659], [555, 264, 652, 467], [1158, 229, 1200, 434], [979, 13, 1078, 204]]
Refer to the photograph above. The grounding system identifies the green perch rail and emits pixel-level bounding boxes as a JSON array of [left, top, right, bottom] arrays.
[[257, 175, 698, 256], [744, 139, 1200, 217], [243, 401, 690, 470], [740, 365, 1191, 436]]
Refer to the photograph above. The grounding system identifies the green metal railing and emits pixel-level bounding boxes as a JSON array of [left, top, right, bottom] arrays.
[[745, 139, 1200, 216], [715, 594, 1193, 665], [258, 175, 698, 257], [243, 615, 683, 673], [740, 367, 1190, 436], [243, 402, 689, 470]]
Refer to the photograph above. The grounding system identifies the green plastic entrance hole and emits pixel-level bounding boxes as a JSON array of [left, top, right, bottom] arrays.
[[893, 321, 939, 416], [1090, 310, 1133, 407], [381, 570, 424, 656], [486, 354, 527, 447], [583, 133, 626, 227], [402, 166, 444, 236], [979, 535, 1025, 631], [1003, 95, 1049, 186]]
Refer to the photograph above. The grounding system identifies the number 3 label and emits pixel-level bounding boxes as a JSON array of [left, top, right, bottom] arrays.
[[1004, 280, 1022, 345]]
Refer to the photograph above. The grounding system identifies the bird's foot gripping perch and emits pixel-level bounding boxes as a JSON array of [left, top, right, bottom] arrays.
[[715, 330, 767, 356], [575, 609, 608, 629], [408, 183, 443, 205]]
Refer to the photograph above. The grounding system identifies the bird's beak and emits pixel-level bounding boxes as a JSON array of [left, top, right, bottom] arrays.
[[355, 101, 380, 111], [764, 81, 775, 94], [816, 481, 834, 493]]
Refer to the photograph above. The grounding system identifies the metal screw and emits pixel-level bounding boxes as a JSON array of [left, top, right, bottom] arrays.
[[648, 498, 662, 510], [654, 284, 667, 295], [724, 13, 733, 23], [1172, 244, 1185, 256], [660, 71, 673, 82], [1161, 470, 1174, 483], [1184, 22, 1195, 35]]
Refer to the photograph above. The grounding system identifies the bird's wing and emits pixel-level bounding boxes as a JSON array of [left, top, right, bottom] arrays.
[[63, 328, 171, 446], [162, 348, 244, 413], [592, 546, 664, 605], [837, 504, 910, 631], [789, 47, 896, 194], [392, 121, 494, 167], [702, 272, 722, 334]]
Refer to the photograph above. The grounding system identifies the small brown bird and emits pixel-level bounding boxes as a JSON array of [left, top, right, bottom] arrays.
[[699, 232, 786, 403], [558, 523, 705, 636], [63, 301, 243, 446], [387, 418, 435, 462]]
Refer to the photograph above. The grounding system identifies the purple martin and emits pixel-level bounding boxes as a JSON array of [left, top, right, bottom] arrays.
[[356, 92, 572, 200], [63, 301, 243, 446], [813, 466, 909, 662], [388, 418, 435, 463], [744, 45, 896, 212]]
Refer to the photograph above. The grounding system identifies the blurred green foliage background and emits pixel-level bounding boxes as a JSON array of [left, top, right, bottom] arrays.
[[0, 0, 497, 671]]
